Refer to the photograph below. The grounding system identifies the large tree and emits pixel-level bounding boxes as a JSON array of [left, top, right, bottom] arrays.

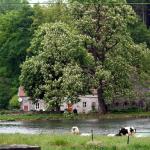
[[20, 0, 150, 113], [69, 0, 150, 113], [68, 1, 134, 113], [20, 22, 93, 111]]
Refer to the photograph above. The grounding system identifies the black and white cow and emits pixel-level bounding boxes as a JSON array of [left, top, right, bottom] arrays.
[[117, 127, 136, 136], [108, 127, 136, 136]]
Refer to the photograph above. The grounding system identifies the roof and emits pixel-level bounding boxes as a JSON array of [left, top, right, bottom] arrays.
[[18, 86, 26, 97]]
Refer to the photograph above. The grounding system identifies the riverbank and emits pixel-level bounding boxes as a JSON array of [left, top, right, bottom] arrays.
[[0, 111, 150, 121], [0, 134, 149, 150]]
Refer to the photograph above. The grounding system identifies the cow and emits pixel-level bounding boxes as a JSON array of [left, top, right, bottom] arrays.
[[117, 126, 136, 136], [108, 126, 136, 136], [71, 126, 92, 136], [71, 126, 80, 135]]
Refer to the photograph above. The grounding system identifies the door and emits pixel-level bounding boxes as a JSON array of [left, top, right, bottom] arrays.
[[23, 105, 29, 111]]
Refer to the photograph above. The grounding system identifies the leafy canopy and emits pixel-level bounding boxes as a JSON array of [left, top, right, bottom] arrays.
[[20, 1, 150, 113], [20, 22, 94, 107]]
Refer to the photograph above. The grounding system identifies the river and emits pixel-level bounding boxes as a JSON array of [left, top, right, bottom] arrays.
[[0, 118, 150, 137]]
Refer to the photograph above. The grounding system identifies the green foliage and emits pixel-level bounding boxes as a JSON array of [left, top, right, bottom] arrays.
[[0, 0, 28, 13], [0, 1, 72, 109], [70, 2, 135, 98], [32, 2, 70, 28], [20, 22, 93, 108], [9, 94, 20, 109], [0, 77, 11, 108], [0, 0, 150, 112], [129, 21, 150, 48], [20, 1, 150, 113], [0, 7, 34, 77], [63, 111, 76, 119], [69, 1, 150, 113], [0, 4, 34, 108]]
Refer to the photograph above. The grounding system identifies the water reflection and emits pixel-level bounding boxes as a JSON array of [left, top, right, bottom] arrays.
[[0, 118, 150, 137]]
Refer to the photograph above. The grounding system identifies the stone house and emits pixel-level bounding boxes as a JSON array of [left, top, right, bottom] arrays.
[[60, 95, 99, 114], [18, 87, 99, 113], [18, 86, 47, 111]]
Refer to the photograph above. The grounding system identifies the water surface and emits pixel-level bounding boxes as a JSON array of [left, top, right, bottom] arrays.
[[0, 118, 150, 137]]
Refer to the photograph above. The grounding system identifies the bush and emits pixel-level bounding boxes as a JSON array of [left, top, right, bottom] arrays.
[[9, 94, 20, 109], [63, 111, 75, 119]]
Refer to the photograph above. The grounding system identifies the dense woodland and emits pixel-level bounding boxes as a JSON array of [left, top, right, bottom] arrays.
[[0, 0, 150, 113]]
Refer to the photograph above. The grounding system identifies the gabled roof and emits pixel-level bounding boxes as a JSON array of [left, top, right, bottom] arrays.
[[18, 86, 26, 97]]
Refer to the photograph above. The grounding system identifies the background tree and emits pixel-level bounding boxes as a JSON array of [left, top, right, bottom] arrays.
[[31, 2, 70, 29], [0, 4, 34, 108], [127, 0, 150, 28], [0, 0, 28, 13], [128, 19, 150, 48]]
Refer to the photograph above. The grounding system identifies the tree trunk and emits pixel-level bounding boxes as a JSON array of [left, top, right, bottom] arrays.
[[55, 101, 60, 113], [97, 80, 107, 114]]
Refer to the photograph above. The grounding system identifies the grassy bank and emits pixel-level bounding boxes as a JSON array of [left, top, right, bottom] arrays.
[[0, 134, 149, 150], [0, 111, 150, 121]]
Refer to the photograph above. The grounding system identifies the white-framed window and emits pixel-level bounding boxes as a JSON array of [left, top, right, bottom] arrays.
[[36, 102, 40, 109], [83, 102, 87, 107]]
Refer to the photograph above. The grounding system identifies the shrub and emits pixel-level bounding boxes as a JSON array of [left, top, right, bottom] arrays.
[[9, 94, 20, 109]]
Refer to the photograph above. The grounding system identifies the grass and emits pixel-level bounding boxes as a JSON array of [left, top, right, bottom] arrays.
[[0, 134, 149, 150], [0, 113, 63, 121], [0, 111, 150, 121]]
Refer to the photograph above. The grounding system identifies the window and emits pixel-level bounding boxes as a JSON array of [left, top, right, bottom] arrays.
[[36, 102, 40, 109], [83, 102, 86, 107]]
